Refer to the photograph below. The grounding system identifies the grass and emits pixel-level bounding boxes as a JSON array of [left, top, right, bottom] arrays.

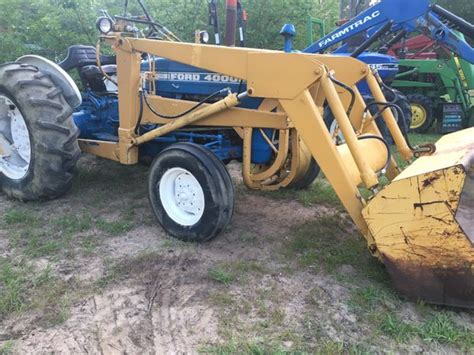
[[2, 205, 138, 259], [201, 341, 291, 354], [348, 285, 399, 313], [378, 312, 474, 350], [0, 257, 72, 326], [262, 177, 341, 208], [0, 341, 13, 355], [202, 339, 373, 355], [96, 219, 133, 235], [2, 208, 37, 226], [54, 215, 93, 234], [208, 268, 235, 285], [208, 260, 266, 285], [346, 281, 474, 351], [283, 214, 386, 282]]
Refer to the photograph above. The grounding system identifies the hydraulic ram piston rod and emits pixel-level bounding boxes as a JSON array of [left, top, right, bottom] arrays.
[[133, 91, 248, 145]]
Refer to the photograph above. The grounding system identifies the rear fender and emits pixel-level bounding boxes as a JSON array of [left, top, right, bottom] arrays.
[[16, 55, 82, 109]]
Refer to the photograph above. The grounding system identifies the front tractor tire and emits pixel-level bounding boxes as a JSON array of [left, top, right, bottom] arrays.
[[0, 63, 80, 201], [407, 94, 434, 133], [148, 143, 235, 243]]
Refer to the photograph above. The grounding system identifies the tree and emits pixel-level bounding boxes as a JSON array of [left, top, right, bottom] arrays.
[[434, 0, 473, 24], [0, 0, 340, 63]]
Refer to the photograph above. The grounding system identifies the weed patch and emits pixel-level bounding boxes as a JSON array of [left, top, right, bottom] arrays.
[[0, 257, 72, 326], [208, 260, 265, 285], [2, 208, 37, 226], [263, 177, 341, 208], [96, 219, 133, 235]]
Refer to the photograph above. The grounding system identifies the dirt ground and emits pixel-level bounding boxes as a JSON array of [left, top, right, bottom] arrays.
[[0, 155, 473, 354]]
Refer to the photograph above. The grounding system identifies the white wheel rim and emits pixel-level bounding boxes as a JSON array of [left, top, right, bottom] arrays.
[[159, 167, 205, 226], [0, 95, 31, 180]]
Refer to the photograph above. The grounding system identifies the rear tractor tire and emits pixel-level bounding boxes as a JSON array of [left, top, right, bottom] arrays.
[[287, 159, 320, 190], [407, 94, 434, 133], [0, 63, 80, 201], [148, 143, 235, 243]]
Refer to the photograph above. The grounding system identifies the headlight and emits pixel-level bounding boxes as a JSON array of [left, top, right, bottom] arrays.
[[96, 17, 114, 34], [199, 31, 210, 44]]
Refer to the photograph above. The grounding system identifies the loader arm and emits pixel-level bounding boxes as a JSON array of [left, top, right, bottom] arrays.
[[304, 0, 474, 64], [95, 33, 474, 308]]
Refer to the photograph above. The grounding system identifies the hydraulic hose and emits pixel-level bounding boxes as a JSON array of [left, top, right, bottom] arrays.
[[141, 88, 231, 120], [329, 74, 356, 118], [364, 101, 416, 152]]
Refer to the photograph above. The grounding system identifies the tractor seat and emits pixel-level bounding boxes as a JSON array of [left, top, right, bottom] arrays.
[[80, 65, 117, 92], [59, 45, 116, 72], [60, 45, 117, 92]]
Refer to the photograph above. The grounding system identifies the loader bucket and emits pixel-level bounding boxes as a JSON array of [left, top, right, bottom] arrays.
[[363, 128, 474, 308]]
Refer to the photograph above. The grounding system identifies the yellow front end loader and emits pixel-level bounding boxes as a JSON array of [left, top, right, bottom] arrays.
[[0, 24, 472, 308]]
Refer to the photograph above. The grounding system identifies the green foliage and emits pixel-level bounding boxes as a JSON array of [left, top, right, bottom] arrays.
[[0, 0, 339, 63], [434, 0, 474, 24], [208, 260, 264, 285], [379, 312, 474, 350], [264, 177, 341, 207], [0, 341, 14, 355], [2, 208, 36, 226]]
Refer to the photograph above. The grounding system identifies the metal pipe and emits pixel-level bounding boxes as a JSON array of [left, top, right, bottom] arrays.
[[237, 0, 246, 47], [134, 92, 241, 145], [395, 67, 418, 79], [320, 72, 379, 188], [351, 21, 393, 58], [365, 71, 413, 160], [225, 0, 237, 46], [381, 29, 407, 53], [431, 4, 474, 39], [208, 0, 220, 45]]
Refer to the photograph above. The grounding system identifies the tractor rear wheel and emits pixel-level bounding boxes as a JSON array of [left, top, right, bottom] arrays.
[[288, 159, 320, 189], [0, 63, 80, 201], [148, 143, 234, 243], [407, 94, 434, 133]]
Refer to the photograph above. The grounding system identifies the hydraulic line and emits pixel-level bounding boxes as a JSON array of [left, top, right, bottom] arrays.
[[142, 88, 231, 120], [364, 101, 416, 151], [134, 91, 248, 146], [351, 21, 393, 58], [135, 89, 144, 134], [96, 40, 118, 86], [329, 74, 356, 118]]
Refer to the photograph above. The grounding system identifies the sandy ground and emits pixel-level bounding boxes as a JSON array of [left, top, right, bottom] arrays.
[[0, 156, 473, 354]]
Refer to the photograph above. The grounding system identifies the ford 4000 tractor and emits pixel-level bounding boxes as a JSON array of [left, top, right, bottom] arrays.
[[0, 0, 473, 308]]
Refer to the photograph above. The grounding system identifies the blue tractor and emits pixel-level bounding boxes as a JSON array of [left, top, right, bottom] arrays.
[[58, 1, 288, 179]]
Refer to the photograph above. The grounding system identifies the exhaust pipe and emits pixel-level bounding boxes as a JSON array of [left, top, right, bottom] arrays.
[[225, 0, 237, 46]]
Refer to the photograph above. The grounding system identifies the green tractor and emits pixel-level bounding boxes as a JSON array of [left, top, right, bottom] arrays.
[[389, 35, 474, 133]]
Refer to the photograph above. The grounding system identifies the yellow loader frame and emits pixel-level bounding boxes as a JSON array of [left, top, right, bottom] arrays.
[[80, 33, 474, 308]]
